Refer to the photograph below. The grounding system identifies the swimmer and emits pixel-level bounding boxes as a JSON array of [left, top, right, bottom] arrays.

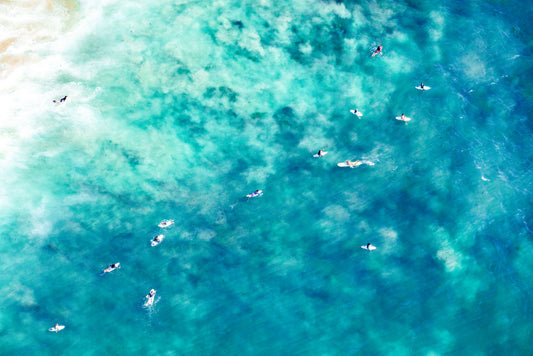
[[372, 45, 383, 57], [53, 96, 67, 103], [158, 219, 174, 228], [103, 263, 120, 273]]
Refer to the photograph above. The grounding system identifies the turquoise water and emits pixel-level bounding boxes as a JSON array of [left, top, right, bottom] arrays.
[[1, 0, 533, 354]]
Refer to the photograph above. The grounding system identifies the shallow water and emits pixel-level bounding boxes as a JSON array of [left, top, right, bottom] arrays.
[[1, 0, 533, 354]]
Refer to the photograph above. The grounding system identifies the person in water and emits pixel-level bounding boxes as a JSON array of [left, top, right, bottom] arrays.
[[318, 149, 324, 157], [53, 96, 67, 103], [104, 263, 120, 273], [372, 45, 383, 56], [146, 289, 156, 299], [247, 190, 262, 197]]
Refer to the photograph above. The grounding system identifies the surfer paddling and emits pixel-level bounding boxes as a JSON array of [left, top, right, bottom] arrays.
[[103, 263, 120, 273], [246, 190, 263, 198], [158, 219, 174, 228], [372, 45, 383, 57], [145, 289, 157, 306], [53, 96, 67, 103], [346, 160, 361, 167]]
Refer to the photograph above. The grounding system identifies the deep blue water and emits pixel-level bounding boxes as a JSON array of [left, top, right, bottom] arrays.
[[1, 0, 533, 354]]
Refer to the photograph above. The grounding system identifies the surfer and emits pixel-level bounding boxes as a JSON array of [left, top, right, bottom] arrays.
[[247, 190, 263, 198], [372, 45, 383, 57], [49, 323, 63, 332], [151, 234, 164, 246], [146, 289, 156, 298], [318, 149, 325, 157], [367, 243, 372, 249], [400, 113, 407, 121], [53, 96, 67, 103], [158, 219, 174, 228], [145, 289, 157, 306], [103, 263, 120, 273], [346, 160, 361, 167], [420, 83, 424, 89]]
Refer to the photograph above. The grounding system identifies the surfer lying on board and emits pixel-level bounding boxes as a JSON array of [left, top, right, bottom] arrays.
[[372, 46, 383, 56], [346, 160, 361, 167], [103, 263, 120, 273], [246, 190, 263, 198]]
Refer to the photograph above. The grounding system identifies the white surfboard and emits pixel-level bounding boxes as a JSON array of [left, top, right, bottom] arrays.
[[49, 324, 65, 332], [103, 263, 120, 273], [415, 86, 431, 90], [361, 244, 377, 251], [144, 289, 157, 307], [313, 151, 328, 158], [158, 219, 174, 228], [396, 116, 411, 122], [350, 110, 363, 117], [145, 296, 155, 307], [151, 234, 165, 247], [246, 190, 263, 198], [337, 160, 375, 168]]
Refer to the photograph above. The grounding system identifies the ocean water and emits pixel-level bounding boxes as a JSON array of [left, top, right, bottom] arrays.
[[1, 0, 533, 354]]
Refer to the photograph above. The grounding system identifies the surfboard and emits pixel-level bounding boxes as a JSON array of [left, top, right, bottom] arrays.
[[144, 289, 157, 306], [103, 263, 120, 273], [361, 245, 377, 251], [158, 219, 174, 228], [145, 295, 156, 306], [337, 160, 374, 168], [313, 151, 328, 157], [49, 325, 65, 332], [396, 116, 411, 122], [350, 110, 363, 117], [151, 234, 165, 247], [246, 190, 263, 198], [415, 86, 431, 90]]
